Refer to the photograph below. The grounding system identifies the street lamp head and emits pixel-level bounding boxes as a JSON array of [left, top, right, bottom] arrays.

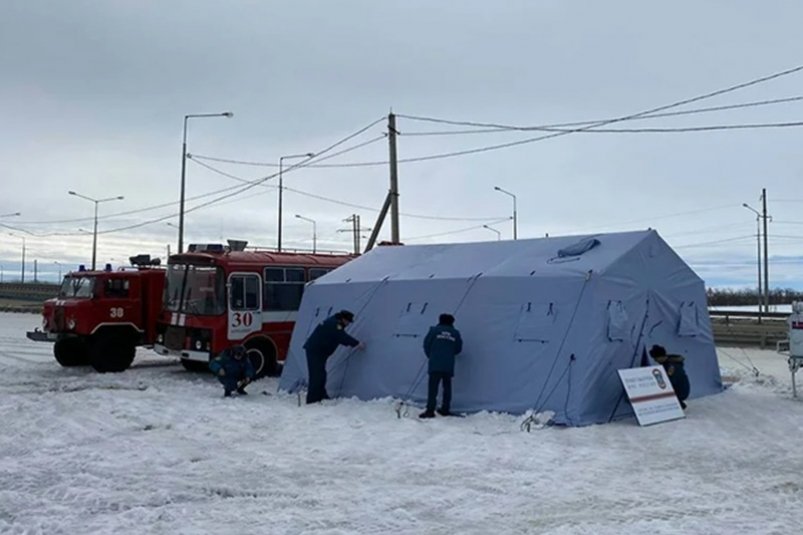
[[494, 186, 501, 191], [68, 191, 76, 196], [222, 112, 233, 118], [742, 203, 749, 208], [305, 152, 315, 158], [295, 214, 302, 219], [116, 196, 124, 200]]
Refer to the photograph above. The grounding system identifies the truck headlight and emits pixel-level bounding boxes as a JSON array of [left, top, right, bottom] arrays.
[[67, 319, 76, 330], [157, 334, 164, 344], [195, 340, 202, 350]]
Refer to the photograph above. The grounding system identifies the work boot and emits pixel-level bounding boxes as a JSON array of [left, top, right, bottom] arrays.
[[223, 390, 232, 398], [680, 400, 687, 410], [236, 387, 248, 395], [419, 410, 435, 419], [437, 408, 452, 416]]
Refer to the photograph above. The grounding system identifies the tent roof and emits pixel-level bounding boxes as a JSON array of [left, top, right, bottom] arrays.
[[320, 229, 659, 283]]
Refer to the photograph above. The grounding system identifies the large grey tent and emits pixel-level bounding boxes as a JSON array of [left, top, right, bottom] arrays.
[[279, 230, 722, 425]]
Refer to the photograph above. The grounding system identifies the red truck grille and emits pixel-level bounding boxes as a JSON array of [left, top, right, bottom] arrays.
[[53, 307, 65, 331], [164, 326, 186, 351]]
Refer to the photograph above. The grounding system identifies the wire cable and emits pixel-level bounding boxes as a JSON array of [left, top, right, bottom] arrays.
[[390, 64, 803, 163], [15, 117, 387, 230], [404, 217, 513, 241], [189, 157, 508, 222], [399, 95, 803, 134], [402, 121, 803, 136]]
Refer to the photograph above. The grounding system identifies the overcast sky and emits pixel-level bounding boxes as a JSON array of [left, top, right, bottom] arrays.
[[1, 1, 802, 289]]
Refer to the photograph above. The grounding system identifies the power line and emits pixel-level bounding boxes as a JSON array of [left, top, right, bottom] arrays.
[[21, 117, 388, 237], [673, 235, 756, 249], [190, 157, 507, 222], [404, 217, 513, 241], [388, 64, 803, 164], [14, 117, 387, 230], [398, 95, 803, 135], [568, 203, 741, 234], [190, 134, 387, 168], [402, 121, 803, 136], [177, 67, 803, 175]]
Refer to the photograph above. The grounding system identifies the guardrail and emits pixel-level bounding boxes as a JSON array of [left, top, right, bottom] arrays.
[[709, 310, 788, 348], [0, 282, 59, 302]]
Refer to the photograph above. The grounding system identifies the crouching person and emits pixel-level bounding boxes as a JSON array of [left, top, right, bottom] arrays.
[[649, 344, 691, 409], [209, 345, 255, 397]]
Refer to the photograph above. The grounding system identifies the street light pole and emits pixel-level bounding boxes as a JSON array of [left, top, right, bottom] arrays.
[[494, 186, 517, 240], [742, 203, 763, 322], [54, 261, 62, 282], [482, 224, 501, 241], [69, 191, 124, 270], [278, 152, 314, 252], [178, 112, 233, 254], [295, 214, 317, 253]]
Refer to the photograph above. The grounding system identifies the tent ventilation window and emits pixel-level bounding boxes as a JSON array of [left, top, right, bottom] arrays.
[[515, 302, 556, 343], [677, 301, 699, 337], [607, 300, 629, 341], [394, 302, 430, 338], [547, 237, 601, 264]]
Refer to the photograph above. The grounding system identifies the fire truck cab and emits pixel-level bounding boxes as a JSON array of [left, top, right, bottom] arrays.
[[154, 241, 353, 377], [26, 255, 166, 373]]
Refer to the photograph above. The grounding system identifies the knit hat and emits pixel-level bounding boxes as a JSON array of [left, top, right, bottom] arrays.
[[649, 345, 667, 358]]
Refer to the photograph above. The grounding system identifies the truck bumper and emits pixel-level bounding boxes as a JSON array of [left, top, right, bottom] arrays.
[[26, 329, 57, 343], [154, 343, 209, 363]]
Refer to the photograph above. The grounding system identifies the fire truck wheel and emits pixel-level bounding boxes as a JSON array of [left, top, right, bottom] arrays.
[[53, 338, 89, 367], [89, 332, 136, 373], [245, 342, 278, 378]]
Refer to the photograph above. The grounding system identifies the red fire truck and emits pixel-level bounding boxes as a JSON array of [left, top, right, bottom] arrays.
[[26, 255, 166, 373], [153, 242, 354, 377]]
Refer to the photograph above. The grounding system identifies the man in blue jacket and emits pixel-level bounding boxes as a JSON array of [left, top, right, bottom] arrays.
[[209, 345, 256, 397], [421, 313, 463, 418], [303, 310, 365, 404], [649, 344, 691, 409]]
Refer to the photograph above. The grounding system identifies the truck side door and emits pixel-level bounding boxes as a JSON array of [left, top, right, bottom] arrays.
[[228, 272, 262, 340]]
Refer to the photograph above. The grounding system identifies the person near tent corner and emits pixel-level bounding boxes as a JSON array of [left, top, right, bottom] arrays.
[[420, 313, 464, 418], [649, 344, 691, 409], [303, 309, 365, 404], [209, 344, 255, 397]]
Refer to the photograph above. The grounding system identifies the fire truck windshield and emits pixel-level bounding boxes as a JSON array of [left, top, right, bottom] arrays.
[[164, 263, 225, 316], [58, 276, 96, 298]]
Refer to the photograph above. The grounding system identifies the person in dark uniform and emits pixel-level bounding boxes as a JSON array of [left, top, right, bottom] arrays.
[[209, 345, 255, 397], [303, 310, 365, 404], [649, 344, 691, 409], [420, 313, 463, 418]]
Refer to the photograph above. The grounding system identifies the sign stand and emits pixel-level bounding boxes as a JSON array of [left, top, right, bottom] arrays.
[[618, 365, 685, 426]]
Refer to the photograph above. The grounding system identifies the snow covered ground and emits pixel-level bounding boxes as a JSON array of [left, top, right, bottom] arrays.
[[1, 312, 802, 535]]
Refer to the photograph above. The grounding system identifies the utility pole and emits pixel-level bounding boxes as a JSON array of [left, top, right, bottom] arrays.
[[762, 188, 769, 313], [34, 259, 38, 282], [388, 113, 400, 244], [742, 202, 763, 322], [341, 214, 371, 255]]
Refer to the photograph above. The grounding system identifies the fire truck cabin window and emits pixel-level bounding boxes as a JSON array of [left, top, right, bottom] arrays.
[[230, 274, 260, 310], [104, 278, 130, 298]]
